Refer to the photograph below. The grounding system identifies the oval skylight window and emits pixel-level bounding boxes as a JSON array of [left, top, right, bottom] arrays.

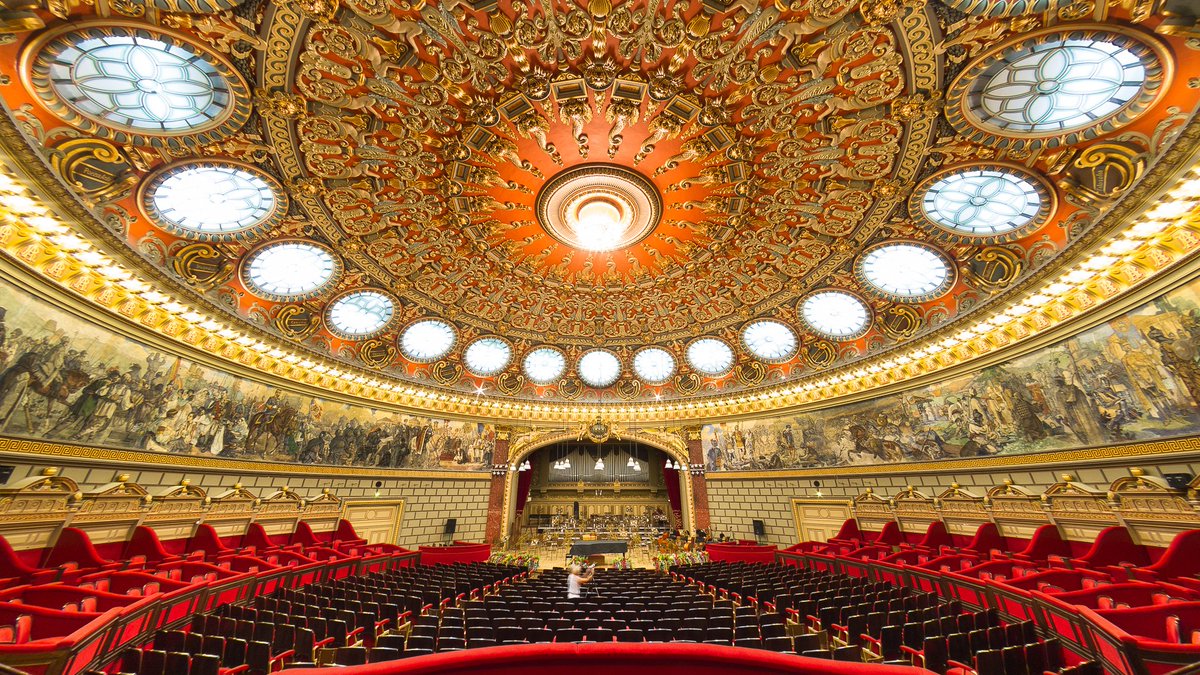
[[741, 321, 798, 361], [801, 290, 871, 339], [858, 243, 953, 301], [917, 167, 1048, 238], [327, 291, 394, 338], [578, 350, 621, 388], [633, 348, 676, 384], [143, 162, 281, 238], [464, 337, 511, 377], [687, 338, 735, 376], [524, 347, 566, 385], [399, 319, 456, 361], [243, 242, 338, 300]]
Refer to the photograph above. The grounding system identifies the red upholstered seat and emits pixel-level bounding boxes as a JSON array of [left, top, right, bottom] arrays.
[[1058, 526, 1150, 576], [40, 528, 119, 573], [1042, 582, 1198, 610], [1011, 524, 1072, 563], [902, 521, 953, 553], [990, 568, 1115, 594], [1130, 530, 1200, 583], [942, 523, 1005, 558]]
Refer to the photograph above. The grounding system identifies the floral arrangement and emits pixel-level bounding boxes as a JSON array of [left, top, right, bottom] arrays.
[[610, 558, 633, 570], [489, 552, 540, 570], [653, 551, 710, 572]]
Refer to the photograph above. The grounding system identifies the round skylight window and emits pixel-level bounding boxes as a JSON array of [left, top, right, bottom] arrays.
[[326, 291, 394, 339], [858, 243, 954, 302], [524, 347, 567, 385], [142, 162, 282, 239], [915, 166, 1050, 239], [464, 338, 511, 377], [801, 290, 871, 340], [741, 321, 798, 362], [578, 350, 621, 388], [242, 241, 339, 300], [633, 348, 676, 384], [687, 338, 735, 376], [399, 320, 456, 362], [26, 24, 250, 144]]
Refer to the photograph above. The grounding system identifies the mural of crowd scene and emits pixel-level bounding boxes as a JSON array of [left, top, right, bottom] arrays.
[[704, 287, 1200, 471], [0, 282, 494, 470]]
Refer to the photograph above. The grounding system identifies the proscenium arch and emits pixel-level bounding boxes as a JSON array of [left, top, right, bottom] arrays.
[[500, 430, 696, 544]]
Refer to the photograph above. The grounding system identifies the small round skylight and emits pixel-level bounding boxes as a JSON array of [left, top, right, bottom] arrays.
[[243, 242, 338, 300], [741, 321, 798, 361], [399, 320, 456, 362], [858, 243, 953, 301], [801, 290, 871, 339], [578, 350, 621, 388], [143, 162, 281, 238], [524, 347, 566, 384], [687, 338, 735, 376], [633, 348, 676, 384], [464, 338, 511, 377], [917, 167, 1048, 238], [327, 291, 394, 338]]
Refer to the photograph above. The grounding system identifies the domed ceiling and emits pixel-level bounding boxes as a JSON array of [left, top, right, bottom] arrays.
[[0, 0, 1197, 412]]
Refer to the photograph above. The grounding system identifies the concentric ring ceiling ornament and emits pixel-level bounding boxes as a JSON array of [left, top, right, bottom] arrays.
[[946, 25, 1170, 149], [741, 321, 799, 362], [463, 337, 512, 377], [801, 291, 872, 340], [325, 290, 395, 339], [536, 164, 662, 252], [524, 347, 567, 385], [139, 161, 286, 241], [241, 241, 340, 301], [633, 348, 676, 385], [857, 242, 955, 302], [22, 22, 250, 147], [687, 338, 735, 376], [579, 350, 622, 388], [913, 164, 1054, 242], [399, 319, 456, 362]]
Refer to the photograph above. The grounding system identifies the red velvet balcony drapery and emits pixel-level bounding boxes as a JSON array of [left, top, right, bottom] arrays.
[[282, 642, 936, 675], [663, 467, 682, 526]]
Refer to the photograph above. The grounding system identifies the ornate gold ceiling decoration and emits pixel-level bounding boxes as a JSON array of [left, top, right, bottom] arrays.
[[0, 0, 1196, 409]]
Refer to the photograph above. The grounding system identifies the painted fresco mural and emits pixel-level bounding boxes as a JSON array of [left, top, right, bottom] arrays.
[[0, 280, 493, 469], [704, 280, 1200, 471]]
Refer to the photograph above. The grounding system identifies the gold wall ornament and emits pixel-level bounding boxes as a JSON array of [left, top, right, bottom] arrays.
[[171, 242, 234, 289], [878, 304, 924, 340], [46, 138, 138, 206], [358, 338, 397, 369], [577, 417, 623, 443], [273, 305, 321, 340], [558, 376, 584, 400], [615, 378, 642, 400], [804, 340, 837, 369], [964, 246, 1024, 293], [161, 12, 268, 59], [1058, 142, 1148, 206], [735, 360, 766, 386], [496, 371, 525, 396], [674, 372, 700, 395], [0, 0, 45, 33], [431, 359, 463, 385]]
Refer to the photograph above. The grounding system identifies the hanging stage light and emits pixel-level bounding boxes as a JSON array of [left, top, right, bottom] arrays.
[[595, 456, 604, 470], [627, 455, 635, 467]]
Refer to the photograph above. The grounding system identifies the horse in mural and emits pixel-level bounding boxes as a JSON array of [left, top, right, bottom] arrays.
[[245, 404, 299, 456], [0, 352, 90, 433]]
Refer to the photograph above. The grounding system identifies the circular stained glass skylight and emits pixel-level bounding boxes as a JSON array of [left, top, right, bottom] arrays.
[[858, 243, 954, 301], [400, 320, 456, 361], [578, 350, 621, 388], [801, 290, 871, 340], [327, 291, 394, 339], [243, 242, 338, 300], [464, 338, 511, 377], [687, 338, 735, 376], [633, 348, 676, 384], [945, 29, 1167, 148], [31, 29, 234, 136], [143, 163, 281, 238], [917, 167, 1048, 238], [741, 321, 798, 361], [524, 347, 566, 384]]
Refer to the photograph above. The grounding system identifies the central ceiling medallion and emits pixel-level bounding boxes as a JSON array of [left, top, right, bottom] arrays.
[[536, 163, 662, 253]]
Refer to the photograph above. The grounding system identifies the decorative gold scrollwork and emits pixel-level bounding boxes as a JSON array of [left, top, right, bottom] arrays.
[[878, 305, 924, 340], [1059, 142, 1147, 205], [273, 305, 320, 340], [171, 243, 234, 289], [46, 138, 138, 205], [735, 360, 766, 386], [675, 372, 701, 395], [805, 340, 837, 369], [615, 378, 642, 400], [496, 372, 525, 396], [558, 377, 584, 400], [431, 360, 463, 385], [358, 339, 396, 369], [965, 246, 1024, 293]]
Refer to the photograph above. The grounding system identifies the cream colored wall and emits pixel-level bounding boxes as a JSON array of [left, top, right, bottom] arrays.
[[706, 452, 1200, 546], [0, 451, 491, 548]]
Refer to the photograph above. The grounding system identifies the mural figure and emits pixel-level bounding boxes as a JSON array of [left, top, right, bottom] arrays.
[[0, 280, 492, 470], [704, 282, 1200, 470]]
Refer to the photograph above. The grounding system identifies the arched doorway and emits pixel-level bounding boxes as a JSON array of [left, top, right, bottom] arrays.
[[499, 432, 695, 545]]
